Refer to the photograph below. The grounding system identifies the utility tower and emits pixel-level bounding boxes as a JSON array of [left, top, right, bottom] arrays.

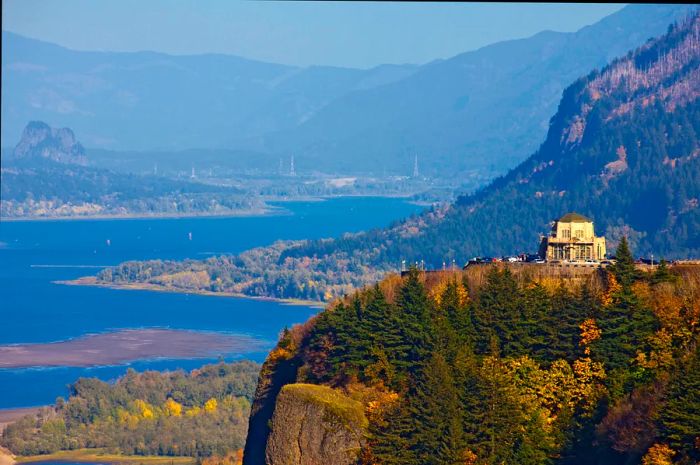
[[290, 155, 296, 176]]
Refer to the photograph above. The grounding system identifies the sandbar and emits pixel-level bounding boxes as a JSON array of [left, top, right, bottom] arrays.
[[0, 329, 264, 369]]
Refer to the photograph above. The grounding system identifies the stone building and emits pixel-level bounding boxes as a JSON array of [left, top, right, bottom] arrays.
[[539, 212, 606, 261]]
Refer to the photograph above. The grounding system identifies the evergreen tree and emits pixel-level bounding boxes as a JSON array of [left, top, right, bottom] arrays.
[[395, 268, 435, 374], [367, 397, 416, 465], [610, 236, 638, 289], [650, 259, 676, 285], [409, 354, 466, 465], [544, 285, 585, 363], [659, 346, 700, 462], [473, 268, 522, 356]]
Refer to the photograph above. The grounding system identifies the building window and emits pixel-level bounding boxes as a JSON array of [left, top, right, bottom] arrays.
[[562, 229, 571, 239], [574, 229, 583, 239]]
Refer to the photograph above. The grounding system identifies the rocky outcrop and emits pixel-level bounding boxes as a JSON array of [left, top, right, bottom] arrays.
[[264, 384, 367, 465], [243, 345, 303, 465], [13, 121, 87, 165]]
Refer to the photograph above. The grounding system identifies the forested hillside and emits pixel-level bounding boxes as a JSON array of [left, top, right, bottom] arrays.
[[96, 12, 700, 302], [243, 245, 700, 465], [1, 361, 259, 458]]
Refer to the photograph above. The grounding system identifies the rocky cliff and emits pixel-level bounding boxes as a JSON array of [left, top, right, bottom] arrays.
[[265, 384, 367, 465], [12, 121, 87, 165]]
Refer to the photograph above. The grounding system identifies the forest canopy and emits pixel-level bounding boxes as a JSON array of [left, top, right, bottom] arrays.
[[1, 361, 260, 458]]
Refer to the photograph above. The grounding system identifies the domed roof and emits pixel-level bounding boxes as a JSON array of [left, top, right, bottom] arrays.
[[558, 212, 593, 223]]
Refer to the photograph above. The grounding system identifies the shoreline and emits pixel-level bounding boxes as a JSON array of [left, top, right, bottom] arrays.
[[15, 449, 195, 465], [0, 207, 281, 223], [57, 277, 325, 309], [1, 193, 427, 223]]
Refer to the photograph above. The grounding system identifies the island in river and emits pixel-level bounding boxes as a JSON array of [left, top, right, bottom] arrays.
[[0, 329, 264, 369]]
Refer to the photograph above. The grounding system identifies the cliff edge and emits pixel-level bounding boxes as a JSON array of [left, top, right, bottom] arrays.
[[265, 384, 367, 465]]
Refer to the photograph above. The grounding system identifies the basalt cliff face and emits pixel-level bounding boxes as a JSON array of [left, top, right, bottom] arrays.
[[243, 345, 368, 465], [12, 121, 88, 165], [265, 384, 367, 465]]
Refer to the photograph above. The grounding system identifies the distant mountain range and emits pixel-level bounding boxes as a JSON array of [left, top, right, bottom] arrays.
[[96, 8, 700, 303], [2, 4, 696, 177]]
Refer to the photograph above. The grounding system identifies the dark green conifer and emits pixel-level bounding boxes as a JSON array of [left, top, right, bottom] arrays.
[[659, 346, 700, 462], [610, 236, 637, 288]]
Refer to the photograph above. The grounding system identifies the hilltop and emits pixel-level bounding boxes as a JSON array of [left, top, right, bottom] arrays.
[[242, 249, 700, 464]]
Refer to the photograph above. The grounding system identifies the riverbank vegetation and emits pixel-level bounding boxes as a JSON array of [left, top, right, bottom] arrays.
[[0, 361, 259, 459]]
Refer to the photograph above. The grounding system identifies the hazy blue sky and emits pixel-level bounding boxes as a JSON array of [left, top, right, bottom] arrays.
[[3, 1, 624, 68]]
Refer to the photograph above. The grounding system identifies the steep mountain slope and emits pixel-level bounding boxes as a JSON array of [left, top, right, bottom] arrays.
[[282, 10, 700, 266], [2, 5, 694, 178], [1, 32, 416, 151], [96, 9, 700, 303], [260, 4, 696, 175]]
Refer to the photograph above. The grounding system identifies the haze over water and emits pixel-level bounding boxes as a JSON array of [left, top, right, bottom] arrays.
[[0, 197, 424, 408]]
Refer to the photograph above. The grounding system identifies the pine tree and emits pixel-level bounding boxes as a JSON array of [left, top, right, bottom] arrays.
[[367, 397, 416, 465], [409, 353, 466, 465], [659, 346, 700, 462], [610, 236, 638, 289], [473, 268, 522, 356], [543, 284, 592, 363], [651, 259, 676, 285], [395, 268, 434, 374]]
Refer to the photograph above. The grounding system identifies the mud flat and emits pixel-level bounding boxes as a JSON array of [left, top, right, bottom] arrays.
[[0, 329, 264, 369]]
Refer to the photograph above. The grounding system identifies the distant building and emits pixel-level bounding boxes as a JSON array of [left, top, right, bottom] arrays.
[[539, 212, 606, 261]]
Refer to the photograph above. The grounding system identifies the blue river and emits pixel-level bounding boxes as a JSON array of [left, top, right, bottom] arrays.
[[0, 197, 423, 408]]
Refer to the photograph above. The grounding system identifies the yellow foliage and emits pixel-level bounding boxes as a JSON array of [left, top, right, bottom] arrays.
[[641, 443, 676, 465], [201, 450, 243, 465], [134, 399, 155, 419], [456, 282, 469, 307], [429, 278, 469, 308], [635, 328, 675, 370], [185, 406, 201, 417], [204, 398, 218, 413], [579, 318, 602, 355], [164, 398, 183, 417], [116, 407, 140, 428], [602, 272, 621, 306], [572, 357, 607, 415], [430, 280, 449, 307], [323, 289, 334, 301]]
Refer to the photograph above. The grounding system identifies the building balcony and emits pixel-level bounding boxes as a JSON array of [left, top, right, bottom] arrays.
[[546, 236, 596, 244]]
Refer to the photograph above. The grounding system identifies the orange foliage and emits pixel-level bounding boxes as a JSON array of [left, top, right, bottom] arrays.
[[602, 272, 621, 306], [579, 318, 602, 355], [201, 449, 243, 465], [642, 444, 676, 465]]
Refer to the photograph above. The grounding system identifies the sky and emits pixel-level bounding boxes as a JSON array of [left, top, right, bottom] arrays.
[[2, 1, 625, 69]]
